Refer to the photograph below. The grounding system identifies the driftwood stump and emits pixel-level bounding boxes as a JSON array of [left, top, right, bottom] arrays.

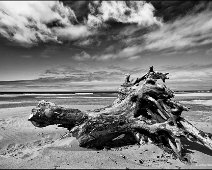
[[28, 66, 212, 163]]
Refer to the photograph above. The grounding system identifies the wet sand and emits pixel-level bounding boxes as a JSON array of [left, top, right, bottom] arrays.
[[0, 103, 212, 169]]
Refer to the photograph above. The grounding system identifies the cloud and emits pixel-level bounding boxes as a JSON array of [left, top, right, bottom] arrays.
[[161, 63, 212, 72], [150, 1, 209, 22], [92, 46, 142, 61], [73, 38, 94, 47], [206, 48, 212, 55], [156, 63, 212, 87], [0, 1, 90, 47], [1, 63, 212, 91], [1, 0, 212, 59], [73, 51, 91, 61], [106, 64, 146, 75], [155, 63, 212, 90], [98, 5, 212, 61], [38, 64, 135, 84], [87, 1, 162, 28], [70, 45, 142, 61], [144, 8, 212, 51], [21, 55, 32, 59], [0, 1, 163, 47], [40, 66, 89, 79], [54, 25, 91, 41]]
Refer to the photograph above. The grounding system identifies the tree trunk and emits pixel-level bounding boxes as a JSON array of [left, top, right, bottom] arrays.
[[28, 66, 212, 163]]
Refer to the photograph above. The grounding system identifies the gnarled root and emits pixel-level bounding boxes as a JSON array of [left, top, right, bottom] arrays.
[[28, 66, 212, 163]]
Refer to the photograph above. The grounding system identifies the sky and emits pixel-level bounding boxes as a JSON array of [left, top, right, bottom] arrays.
[[0, 0, 212, 91]]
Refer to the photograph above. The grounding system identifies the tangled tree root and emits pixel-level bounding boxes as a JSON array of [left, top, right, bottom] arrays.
[[28, 66, 212, 163]]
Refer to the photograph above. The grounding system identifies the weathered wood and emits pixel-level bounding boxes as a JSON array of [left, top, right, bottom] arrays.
[[28, 66, 212, 163]]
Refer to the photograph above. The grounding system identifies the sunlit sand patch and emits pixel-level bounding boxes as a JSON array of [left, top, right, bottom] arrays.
[[0, 135, 91, 160], [51, 137, 75, 147], [0, 140, 54, 159]]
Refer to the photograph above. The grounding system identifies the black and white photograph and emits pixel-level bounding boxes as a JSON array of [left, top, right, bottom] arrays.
[[0, 0, 212, 169]]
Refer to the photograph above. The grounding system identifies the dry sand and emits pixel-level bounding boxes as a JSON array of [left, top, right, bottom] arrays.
[[0, 105, 212, 169]]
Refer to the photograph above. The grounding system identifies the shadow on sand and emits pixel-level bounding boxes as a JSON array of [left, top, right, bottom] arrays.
[[182, 138, 212, 157]]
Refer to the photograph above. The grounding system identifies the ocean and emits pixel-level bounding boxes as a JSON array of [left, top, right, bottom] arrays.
[[0, 92, 212, 110], [0, 92, 117, 109]]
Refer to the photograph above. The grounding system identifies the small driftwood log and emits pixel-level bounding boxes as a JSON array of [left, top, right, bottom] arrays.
[[28, 66, 212, 163]]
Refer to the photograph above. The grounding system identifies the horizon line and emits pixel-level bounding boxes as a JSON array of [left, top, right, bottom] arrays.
[[0, 89, 212, 94]]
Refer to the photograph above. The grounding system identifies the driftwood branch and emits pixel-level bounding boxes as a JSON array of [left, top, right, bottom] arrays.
[[28, 66, 212, 163]]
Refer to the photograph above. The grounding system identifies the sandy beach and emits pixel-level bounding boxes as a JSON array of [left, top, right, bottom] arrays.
[[0, 92, 211, 169], [0, 96, 212, 169]]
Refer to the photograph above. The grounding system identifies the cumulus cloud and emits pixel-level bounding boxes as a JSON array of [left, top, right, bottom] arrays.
[[0, 1, 163, 47], [0, 1, 90, 46], [87, 1, 162, 28], [54, 25, 91, 41]]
